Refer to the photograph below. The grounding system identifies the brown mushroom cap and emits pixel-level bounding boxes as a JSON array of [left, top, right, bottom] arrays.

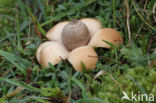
[[89, 28, 123, 48], [46, 21, 69, 42], [36, 42, 69, 67], [62, 20, 90, 51], [68, 46, 98, 71], [80, 18, 102, 37]]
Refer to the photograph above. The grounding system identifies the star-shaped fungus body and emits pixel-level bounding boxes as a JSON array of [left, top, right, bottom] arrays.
[[36, 18, 123, 71]]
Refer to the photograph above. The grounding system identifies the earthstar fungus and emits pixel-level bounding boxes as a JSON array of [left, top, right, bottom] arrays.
[[36, 18, 123, 71]]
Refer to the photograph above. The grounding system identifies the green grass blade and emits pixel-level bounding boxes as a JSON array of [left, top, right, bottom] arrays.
[[0, 78, 41, 92], [26, 7, 46, 35], [113, 0, 116, 28], [0, 50, 26, 75], [36, 0, 46, 20], [71, 77, 85, 92], [41, 0, 96, 26], [17, 0, 27, 20]]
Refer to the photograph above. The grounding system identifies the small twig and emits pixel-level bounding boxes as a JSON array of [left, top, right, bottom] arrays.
[[59, 56, 66, 62], [136, 1, 151, 37], [153, 3, 156, 23], [136, 15, 150, 38], [132, 0, 154, 30], [119, 2, 125, 12], [66, 91, 71, 103], [34, 22, 42, 39], [109, 74, 124, 91], [88, 55, 104, 58], [88, 55, 110, 61], [136, 24, 144, 37], [124, 0, 132, 46], [88, 55, 123, 65], [110, 74, 119, 86], [26, 68, 32, 84], [143, 0, 148, 10], [27, 8, 42, 39], [138, 9, 154, 13], [94, 70, 124, 91]]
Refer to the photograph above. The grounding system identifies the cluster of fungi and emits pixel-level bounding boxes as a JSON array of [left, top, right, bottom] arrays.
[[36, 18, 123, 71]]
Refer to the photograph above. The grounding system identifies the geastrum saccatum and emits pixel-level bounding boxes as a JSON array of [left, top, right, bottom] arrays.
[[36, 18, 123, 71]]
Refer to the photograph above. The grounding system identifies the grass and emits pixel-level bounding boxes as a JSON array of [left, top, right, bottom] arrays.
[[0, 0, 156, 103]]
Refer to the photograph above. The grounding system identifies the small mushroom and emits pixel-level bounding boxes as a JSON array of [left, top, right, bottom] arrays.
[[68, 46, 98, 71], [46, 18, 102, 43], [62, 20, 90, 51], [89, 28, 123, 48], [36, 41, 69, 67], [36, 18, 123, 71]]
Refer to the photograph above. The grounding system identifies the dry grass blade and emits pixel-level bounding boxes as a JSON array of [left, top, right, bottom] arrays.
[[144, 0, 148, 9], [88, 55, 110, 61], [132, 0, 154, 30], [26, 8, 42, 39], [5, 87, 23, 99], [93, 70, 106, 80], [66, 91, 71, 103], [124, 0, 132, 46], [109, 74, 124, 91], [153, 3, 156, 23]]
